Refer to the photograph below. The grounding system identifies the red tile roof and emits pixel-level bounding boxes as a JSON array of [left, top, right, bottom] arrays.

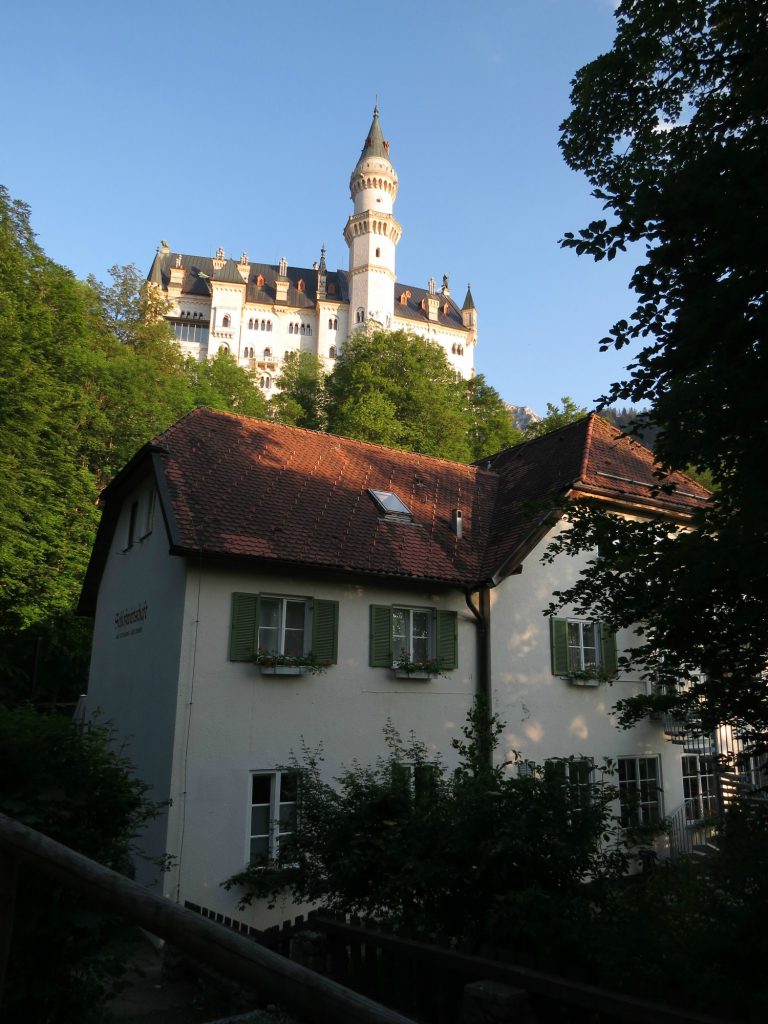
[[479, 414, 710, 580], [78, 410, 710, 611]]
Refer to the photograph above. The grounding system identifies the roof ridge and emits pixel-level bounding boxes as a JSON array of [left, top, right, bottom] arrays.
[[170, 407, 484, 474], [578, 412, 597, 482]]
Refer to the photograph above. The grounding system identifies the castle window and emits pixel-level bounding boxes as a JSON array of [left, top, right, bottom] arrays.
[[328, 318, 333, 330], [257, 274, 265, 287], [329, 346, 336, 359], [300, 324, 306, 336], [399, 292, 408, 306], [443, 303, 450, 316], [327, 282, 336, 296], [288, 323, 293, 335], [266, 321, 272, 332], [333, 318, 337, 330], [263, 347, 272, 359], [264, 375, 271, 389], [306, 324, 312, 336], [375, 247, 381, 258], [297, 279, 305, 292], [248, 319, 253, 329], [222, 314, 231, 328]]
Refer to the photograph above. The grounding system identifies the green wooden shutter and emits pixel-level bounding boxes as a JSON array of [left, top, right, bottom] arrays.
[[551, 618, 570, 676], [312, 599, 339, 665], [369, 605, 393, 667], [230, 592, 259, 661], [435, 610, 458, 670], [600, 623, 618, 677]]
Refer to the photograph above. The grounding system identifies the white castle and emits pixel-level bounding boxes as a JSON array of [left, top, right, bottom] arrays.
[[147, 106, 477, 392]]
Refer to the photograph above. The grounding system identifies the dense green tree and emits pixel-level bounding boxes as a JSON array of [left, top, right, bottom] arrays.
[[554, 0, 768, 740], [268, 350, 327, 429], [522, 396, 588, 439], [0, 193, 269, 703], [0, 705, 160, 1023], [225, 704, 625, 943], [464, 374, 522, 460], [185, 349, 268, 418], [325, 329, 471, 462]]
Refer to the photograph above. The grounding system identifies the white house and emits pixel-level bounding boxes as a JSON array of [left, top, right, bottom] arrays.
[[147, 106, 478, 394], [79, 410, 712, 928]]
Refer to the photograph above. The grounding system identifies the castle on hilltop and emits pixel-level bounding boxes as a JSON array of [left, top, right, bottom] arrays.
[[147, 106, 478, 393]]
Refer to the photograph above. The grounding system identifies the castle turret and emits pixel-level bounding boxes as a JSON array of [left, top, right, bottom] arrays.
[[343, 105, 402, 333]]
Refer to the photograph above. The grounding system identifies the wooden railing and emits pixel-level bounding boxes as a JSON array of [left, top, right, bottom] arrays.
[[0, 813, 415, 1024], [300, 913, 739, 1024]]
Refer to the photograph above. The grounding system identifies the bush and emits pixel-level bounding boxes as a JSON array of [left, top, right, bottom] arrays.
[[0, 705, 160, 1023]]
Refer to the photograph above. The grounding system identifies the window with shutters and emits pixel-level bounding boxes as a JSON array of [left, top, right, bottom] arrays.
[[369, 604, 458, 674], [550, 618, 617, 681], [229, 592, 339, 667], [249, 770, 297, 862]]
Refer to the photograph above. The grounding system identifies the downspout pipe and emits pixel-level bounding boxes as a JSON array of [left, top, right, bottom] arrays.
[[465, 585, 493, 769]]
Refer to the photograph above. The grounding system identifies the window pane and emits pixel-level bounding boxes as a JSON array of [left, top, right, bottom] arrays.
[[259, 599, 280, 629], [279, 803, 296, 832], [285, 601, 305, 630], [412, 611, 429, 638], [279, 772, 298, 803], [392, 609, 407, 648], [252, 775, 271, 803], [250, 805, 270, 836], [250, 836, 269, 860]]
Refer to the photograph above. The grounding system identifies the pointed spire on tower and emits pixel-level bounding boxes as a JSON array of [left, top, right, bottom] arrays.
[[462, 284, 475, 311], [317, 243, 327, 300], [357, 102, 390, 163]]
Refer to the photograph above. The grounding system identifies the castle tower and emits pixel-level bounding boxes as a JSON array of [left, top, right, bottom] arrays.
[[343, 105, 402, 333]]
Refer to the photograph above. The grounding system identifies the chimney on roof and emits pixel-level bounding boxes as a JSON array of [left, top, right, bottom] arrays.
[[451, 509, 463, 539], [168, 256, 185, 297], [275, 257, 290, 303]]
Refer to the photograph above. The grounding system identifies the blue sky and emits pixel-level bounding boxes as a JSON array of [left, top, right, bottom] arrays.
[[1, 0, 639, 415]]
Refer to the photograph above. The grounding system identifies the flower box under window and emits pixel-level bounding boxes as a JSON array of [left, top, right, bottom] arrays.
[[258, 664, 307, 677]]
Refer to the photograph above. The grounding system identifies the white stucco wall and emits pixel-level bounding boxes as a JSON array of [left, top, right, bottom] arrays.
[[84, 477, 188, 892], [166, 565, 477, 926], [490, 526, 687, 822]]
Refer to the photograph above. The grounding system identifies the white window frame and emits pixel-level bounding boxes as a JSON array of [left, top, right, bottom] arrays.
[[248, 770, 297, 863], [567, 619, 601, 673], [256, 596, 310, 657], [391, 606, 434, 664], [618, 755, 663, 827], [682, 755, 718, 822]]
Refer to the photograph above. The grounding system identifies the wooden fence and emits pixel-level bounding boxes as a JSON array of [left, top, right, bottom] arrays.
[[0, 813, 415, 1024]]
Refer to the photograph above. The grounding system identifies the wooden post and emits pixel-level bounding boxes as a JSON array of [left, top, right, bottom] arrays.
[[0, 849, 19, 1005], [0, 814, 416, 1024]]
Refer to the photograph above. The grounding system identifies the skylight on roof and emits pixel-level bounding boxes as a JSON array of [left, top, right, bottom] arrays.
[[368, 488, 413, 518]]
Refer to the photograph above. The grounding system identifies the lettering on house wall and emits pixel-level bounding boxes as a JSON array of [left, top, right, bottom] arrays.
[[114, 602, 148, 639]]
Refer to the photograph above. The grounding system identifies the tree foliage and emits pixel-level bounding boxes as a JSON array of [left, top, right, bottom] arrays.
[[225, 704, 626, 943], [0, 193, 268, 703], [268, 350, 327, 430], [325, 329, 472, 462], [464, 374, 523, 459], [0, 706, 160, 1022], [522, 396, 588, 439], [555, 0, 768, 739]]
